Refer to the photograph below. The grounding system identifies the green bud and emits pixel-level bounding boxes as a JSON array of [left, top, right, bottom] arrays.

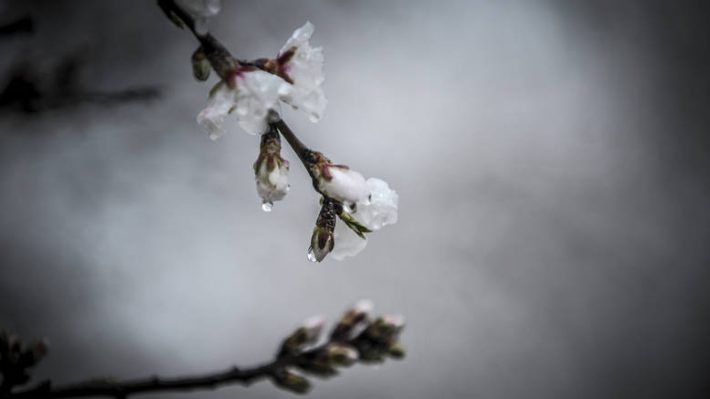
[[297, 357, 339, 377], [330, 300, 374, 341], [279, 316, 325, 358], [326, 343, 359, 367], [387, 342, 406, 360], [272, 369, 311, 394], [191, 46, 211, 81]]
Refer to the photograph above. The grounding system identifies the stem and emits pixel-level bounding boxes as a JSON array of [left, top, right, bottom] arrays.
[[158, 0, 237, 79], [272, 119, 312, 170], [12, 346, 317, 399]]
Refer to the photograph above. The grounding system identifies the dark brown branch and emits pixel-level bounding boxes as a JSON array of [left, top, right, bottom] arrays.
[[7, 306, 405, 399], [158, 0, 237, 80], [11, 364, 272, 398], [272, 119, 313, 170]]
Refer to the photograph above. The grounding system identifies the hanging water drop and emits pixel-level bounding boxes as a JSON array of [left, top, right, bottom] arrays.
[[307, 247, 318, 262], [261, 201, 273, 212]]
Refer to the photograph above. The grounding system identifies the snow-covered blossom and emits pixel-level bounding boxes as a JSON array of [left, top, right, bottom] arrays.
[[318, 166, 369, 205], [277, 22, 327, 122], [331, 178, 398, 260], [195, 22, 326, 138], [197, 71, 291, 139], [254, 129, 290, 208]]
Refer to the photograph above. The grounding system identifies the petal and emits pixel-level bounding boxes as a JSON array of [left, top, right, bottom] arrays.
[[234, 70, 291, 135], [331, 219, 368, 260], [279, 22, 327, 122], [280, 22, 315, 55], [196, 81, 236, 140], [356, 178, 399, 230]]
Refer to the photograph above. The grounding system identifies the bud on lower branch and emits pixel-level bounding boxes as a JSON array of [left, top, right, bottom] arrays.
[[271, 368, 311, 395], [330, 300, 373, 341], [278, 316, 325, 358]]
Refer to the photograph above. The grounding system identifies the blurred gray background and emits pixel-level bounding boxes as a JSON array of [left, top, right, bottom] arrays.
[[1, 0, 709, 398]]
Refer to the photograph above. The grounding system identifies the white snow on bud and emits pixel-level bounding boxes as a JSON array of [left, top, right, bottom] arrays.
[[319, 166, 369, 205], [279, 22, 327, 122], [331, 178, 399, 260], [255, 160, 289, 205], [301, 315, 326, 341], [352, 299, 374, 316], [197, 72, 291, 138], [382, 314, 406, 329]]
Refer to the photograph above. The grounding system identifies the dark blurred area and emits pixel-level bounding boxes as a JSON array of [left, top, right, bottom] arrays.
[[1, 1, 709, 398]]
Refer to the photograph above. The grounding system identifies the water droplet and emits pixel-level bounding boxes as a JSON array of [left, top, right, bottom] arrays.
[[261, 201, 273, 212], [307, 247, 317, 262]]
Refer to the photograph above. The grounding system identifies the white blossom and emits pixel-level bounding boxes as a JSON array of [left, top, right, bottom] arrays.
[[278, 22, 327, 122], [195, 22, 327, 137], [197, 71, 291, 139], [317, 166, 369, 205], [331, 178, 398, 260]]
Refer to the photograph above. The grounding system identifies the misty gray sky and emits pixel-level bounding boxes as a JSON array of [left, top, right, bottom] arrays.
[[1, 1, 709, 398]]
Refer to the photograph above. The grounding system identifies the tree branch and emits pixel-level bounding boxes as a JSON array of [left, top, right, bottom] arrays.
[[3, 303, 405, 398]]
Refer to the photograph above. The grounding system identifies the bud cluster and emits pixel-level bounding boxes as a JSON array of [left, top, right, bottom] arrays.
[[0, 331, 48, 392], [269, 300, 405, 395]]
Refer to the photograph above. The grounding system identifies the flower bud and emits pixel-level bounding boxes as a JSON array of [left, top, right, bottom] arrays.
[[365, 315, 406, 344], [387, 342, 406, 360], [191, 46, 211, 81], [297, 355, 339, 377], [254, 127, 289, 209], [330, 300, 373, 341], [279, 316, 325, 358], [272, 368, 311, 394], [326, 343, 359, 367], [306, 152, 368, 205], [308, 199, 336, 262]]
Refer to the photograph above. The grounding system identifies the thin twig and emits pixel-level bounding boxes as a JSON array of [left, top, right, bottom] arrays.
[[12, 342, 322, 398]]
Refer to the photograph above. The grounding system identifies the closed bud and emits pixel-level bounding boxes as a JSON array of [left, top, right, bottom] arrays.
[[330, 300, 374, 341], [272, 369, 311, 394], [254, 126, 289, 209], [279, 316, 325, 358], [387, 342, 406, 359], [297, 352, 338, 377], [191, 46, 211, 81], [326, 343, 359, 367], [308, 199, 336, 262], [366, 315, 406, 343]]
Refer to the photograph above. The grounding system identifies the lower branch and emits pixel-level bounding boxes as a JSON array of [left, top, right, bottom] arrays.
[[2, 302, 405, 398]]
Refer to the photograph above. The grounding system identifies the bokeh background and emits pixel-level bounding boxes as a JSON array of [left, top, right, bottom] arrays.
[[1, 1, 709, 398]]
